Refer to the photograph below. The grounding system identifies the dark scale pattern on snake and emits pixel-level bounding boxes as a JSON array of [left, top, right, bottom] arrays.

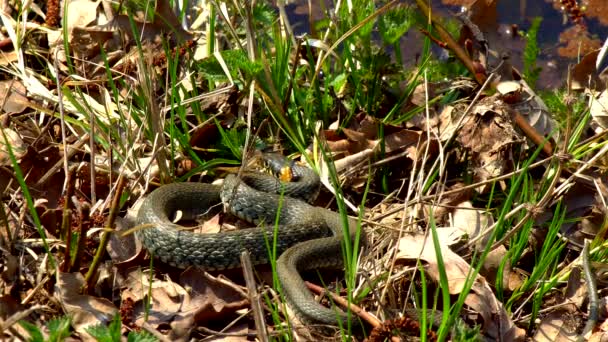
[[136, 153, 364, 327]]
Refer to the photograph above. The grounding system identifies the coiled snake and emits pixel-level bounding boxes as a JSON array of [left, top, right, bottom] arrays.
[[136, 153, 363, 327]]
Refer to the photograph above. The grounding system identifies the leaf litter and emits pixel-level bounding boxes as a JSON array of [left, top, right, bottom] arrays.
[[1, 0, 608, 340]]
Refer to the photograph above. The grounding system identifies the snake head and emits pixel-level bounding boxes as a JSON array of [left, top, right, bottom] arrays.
[[261, 152, 296, 182]]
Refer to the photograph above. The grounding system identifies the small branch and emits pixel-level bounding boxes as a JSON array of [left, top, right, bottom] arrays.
[[414, 0, 485, 85], [240, 251, 269, 342], [70, 201, 90, 272], [84, 175, 126, 291], [305, 281, 379, 327], [511, 109, 553, 155]]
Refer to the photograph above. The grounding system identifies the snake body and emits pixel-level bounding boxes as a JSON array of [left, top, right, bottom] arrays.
[[136, 155, 362, 326]]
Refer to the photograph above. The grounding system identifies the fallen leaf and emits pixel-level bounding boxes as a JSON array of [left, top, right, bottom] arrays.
[[54, 272, 118, 338], [458, 95, 522, 189], [122, 268, 248, 340], [0, 127, 27, 165], [569, 50, 603, 92], [0, 81, 28, 113], [451, 201, 494, 249], [395, 230, 525, 340]]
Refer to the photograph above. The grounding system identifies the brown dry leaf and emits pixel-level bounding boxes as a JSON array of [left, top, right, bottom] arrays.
[[395, 229, 468, 294], [569, 50, 603, 92], [533, 309, 579, 342], [0, 127, 27, 165], [48, 0, 101, 65], [123, 268, 248, 339], [410, 82, 438, 107], [451, 201, 494, 249], [450, 202, 510, 285], [0, 50, 18, 67], [54, 272, 118, 337], [467, 0, 498, 33], [195, 213, 222, 234], [383, 129, 425, 156], [324, 114, 428, 176], [0, 80, 28, 113], [395, 230, 525, 340], [458, 95, 522, 189], [464, 280, 525, 341], [108, 216, 142, 266], [436, 105, 460, 141]]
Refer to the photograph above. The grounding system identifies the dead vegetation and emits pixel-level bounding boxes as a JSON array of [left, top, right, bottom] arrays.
[[1, 0, 608, 341]]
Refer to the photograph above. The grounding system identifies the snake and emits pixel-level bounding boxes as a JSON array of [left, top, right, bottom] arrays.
[[136, 153, 364, 327]]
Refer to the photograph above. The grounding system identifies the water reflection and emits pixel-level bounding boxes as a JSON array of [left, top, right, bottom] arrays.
[[285, 0, 608, 89]]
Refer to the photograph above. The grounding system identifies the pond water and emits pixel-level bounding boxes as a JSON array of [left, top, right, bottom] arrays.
[[285, 0, 608, 90]]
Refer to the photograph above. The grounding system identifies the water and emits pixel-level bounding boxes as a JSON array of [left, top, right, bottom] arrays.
[[285, 0, 608, 89]]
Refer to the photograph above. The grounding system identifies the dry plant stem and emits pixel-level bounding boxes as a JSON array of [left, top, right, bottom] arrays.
[[59, 205, 71, 273], [22, 275, 50, 305], [84, 175, 126, 290], [378, 74, 493, 311], [480, 154, 563, 253], [141, 322, 171, 342], [0, 202, 12, 251], [554, 142, 608, 196], [240, 251, 269, 342], [198, 326, 258, 338], [34, 133, 89, 188], [202, 272, 249, 299], [0, 304, 47, 334], [89, 108, 97, 204], [414, 0, 484, 84], [70, 202, 90, 272], [579, 240, 598, 341], [374, 155, 553, 223], [60, 166, 77, 239], [141, 62, 170, 184], [304, 281, 380, 327], [511, 109, 553, 155], [54, 51, 70, 194], [198, 311, 259, 341]]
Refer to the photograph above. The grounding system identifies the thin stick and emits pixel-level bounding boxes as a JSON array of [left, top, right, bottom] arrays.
[[305, 281, 380, 327], [240, 251, 269, 342]]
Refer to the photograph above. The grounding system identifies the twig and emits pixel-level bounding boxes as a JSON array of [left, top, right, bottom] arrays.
[[34, 133, 90, 188], [240, 251, 269, 342], [141, 322, 172, 342], [198, 326, 258, 338], [511, 109, 553, 155], [60, 166, 76, 272], [70, 201, 90, 272], [413, 0, 484, 84], [0, 304, 48, 334], [305, 281, 379, 327], [84, 175, 126, 291]]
